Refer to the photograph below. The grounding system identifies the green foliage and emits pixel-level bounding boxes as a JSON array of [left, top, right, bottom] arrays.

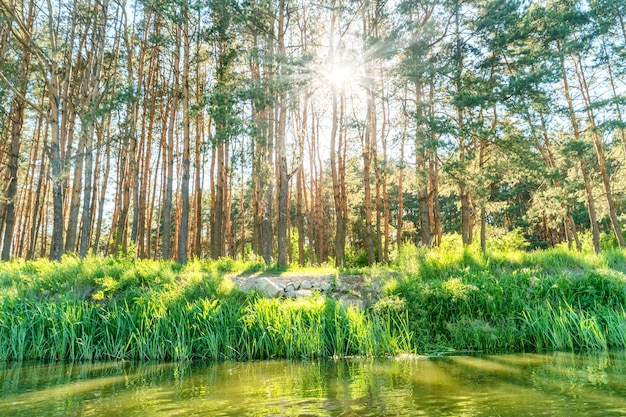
[[488, 228, 530, 252], [391, 242, 424, 276], [0, 256, 409, 361], [389, 242, 626, 353], [2, 244, 626, 360], [345, 247, 371, 268], [0, 289, 410, 362]]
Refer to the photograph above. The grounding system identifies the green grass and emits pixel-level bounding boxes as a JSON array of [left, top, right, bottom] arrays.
[[384, 235, 626, 354], [0, 255, 409, 361], [0, 294, 410, 362], [1, 235, 626, 361]]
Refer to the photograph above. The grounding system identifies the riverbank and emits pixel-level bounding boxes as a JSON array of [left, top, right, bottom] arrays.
[[1, 239, 625, 361]]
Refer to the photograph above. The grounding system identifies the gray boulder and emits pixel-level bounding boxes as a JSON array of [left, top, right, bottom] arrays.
[[257, 277, 283, 298]]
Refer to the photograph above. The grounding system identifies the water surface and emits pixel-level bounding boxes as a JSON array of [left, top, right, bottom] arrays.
[[1, 352, 626, 416]]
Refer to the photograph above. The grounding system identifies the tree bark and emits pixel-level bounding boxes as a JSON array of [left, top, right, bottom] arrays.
[[276, 0, 289, 267], [558, 40, 603, 251], [162, 27, 181, 260], [1, 0, 34, 260], [179, 3, 191, 263], [573, 54, 625, 247]]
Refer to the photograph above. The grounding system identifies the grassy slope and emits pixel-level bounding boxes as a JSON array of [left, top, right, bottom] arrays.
[[1, 236, 625, 361], [387, 240, 626, 353], [0, 256, 410, 361]]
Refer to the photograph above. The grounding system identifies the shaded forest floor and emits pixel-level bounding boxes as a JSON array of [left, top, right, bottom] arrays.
[[1, 235, 626, 361]]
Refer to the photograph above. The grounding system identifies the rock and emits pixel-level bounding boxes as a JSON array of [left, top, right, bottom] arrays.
[[300, 280, 312, 289], [240, 279, 259, 293], [294, 281, 301, 290], [284, 284, 297, 298], [257, 277, 283, 298], [320, 282, 331, 292], [296, 289, 313, 298]]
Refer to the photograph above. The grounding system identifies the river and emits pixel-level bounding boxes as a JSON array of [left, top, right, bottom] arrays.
[[1, 352, 625, 416]]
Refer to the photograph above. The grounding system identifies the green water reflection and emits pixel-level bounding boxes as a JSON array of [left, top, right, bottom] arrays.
[[1, 352, 626, 416]]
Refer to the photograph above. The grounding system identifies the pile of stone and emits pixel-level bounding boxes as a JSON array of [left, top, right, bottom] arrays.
[[235, 275, 333, 299], [229, 273, 372, 310]]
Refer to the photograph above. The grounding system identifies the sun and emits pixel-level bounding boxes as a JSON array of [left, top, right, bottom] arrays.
[[323, 60, 356, 89]]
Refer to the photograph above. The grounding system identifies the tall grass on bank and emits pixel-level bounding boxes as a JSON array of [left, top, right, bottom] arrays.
[[0, 295, 411, 362], [386, 235, 626, 353], [522, 303, 626, 351], [2, 235, 626, 361]]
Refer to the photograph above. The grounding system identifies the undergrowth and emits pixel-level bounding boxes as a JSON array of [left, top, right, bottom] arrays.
[[1, 235, 626, 361], [0, 255, 409, 361], [384, 236, 626, 353]]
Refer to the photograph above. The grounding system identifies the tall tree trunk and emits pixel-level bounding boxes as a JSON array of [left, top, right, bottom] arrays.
[[223, 140, 232, 256], [250, 27, 264, 258], [1, 1, 34, 260], [137, 17, 160, 258], [295, 95, 307, 265], [65, 138, 85, 253], [46, 0, 64, 260], [276, 0, 289, 267], [179, 4, 191, 263], [128, 7, 149, 250], [239, 136, 246, 259], [262, 174, 274, 264], [573, 54, 625, 248], [194, 125, 204, 258], [557, 41, 601, 252], [194, 41, 204, 259], [397, 99, 407, 247], [428, 80, 442, 246], [211, 142, 226, 259], [531, 107, 582, 251], [479, 136, 487, 253], [430, 151, 442, 246], [315, 125, 325, 263], [374, 138, 383, 260], [330, 85, 346, 266], [93, 135, 111, 255], [17, 109, 43, 258], [261, 35, 275, 265], [78, 124, 96, 257], [581, 158, 601, 253], [414, 79, 431, 247], [308, 104, 317, 264], [453, 5, 471, 246], [162, 29, 181, 260], [27, 122, 48, 260], [362, 1, 381, 265], [381, 88, 390, 263], [363, 108, 375, 265]]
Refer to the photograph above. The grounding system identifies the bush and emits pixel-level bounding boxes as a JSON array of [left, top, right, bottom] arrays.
[[488, 227, 530, 252]]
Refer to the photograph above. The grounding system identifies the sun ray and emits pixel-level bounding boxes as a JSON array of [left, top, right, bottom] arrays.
[[322, 59, 358, 89]]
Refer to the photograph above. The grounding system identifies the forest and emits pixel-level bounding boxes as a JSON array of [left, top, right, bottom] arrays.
[[0, 0, 625, 267]]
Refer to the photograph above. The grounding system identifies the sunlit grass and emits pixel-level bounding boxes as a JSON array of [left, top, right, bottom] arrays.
[[0, 294, 411, 361], [2, 235, 626, 361], [386, 238, 626, 354]]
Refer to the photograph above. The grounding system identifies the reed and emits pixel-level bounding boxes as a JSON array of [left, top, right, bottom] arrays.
[[389, 238, 626, 354], [0, 294, 411, 361], [1, 240, 626, 361]]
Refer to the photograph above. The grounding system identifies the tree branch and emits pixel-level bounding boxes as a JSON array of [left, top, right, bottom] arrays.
[[0, 70, 46, 116]]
